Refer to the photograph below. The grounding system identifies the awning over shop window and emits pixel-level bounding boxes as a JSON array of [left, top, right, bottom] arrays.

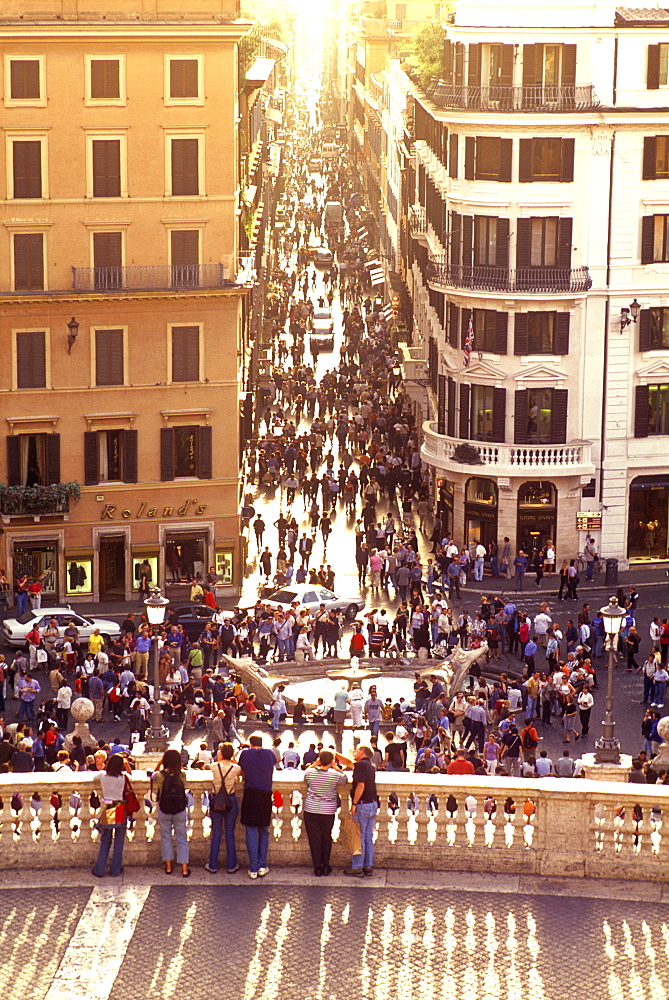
[[370, 268, 385, 286], [630, 475, 669, 489]]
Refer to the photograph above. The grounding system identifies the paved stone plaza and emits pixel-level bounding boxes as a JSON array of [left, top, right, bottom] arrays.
[[3, 872, 668, 1000]]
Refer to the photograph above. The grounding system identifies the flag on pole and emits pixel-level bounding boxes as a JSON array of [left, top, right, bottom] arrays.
[[463, 317, 474, 367]]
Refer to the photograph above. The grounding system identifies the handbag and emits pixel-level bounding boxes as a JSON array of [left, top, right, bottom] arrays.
[[211, 764, 234, 813], [123, 776, 140, 815], [341, 814, 362, 855]]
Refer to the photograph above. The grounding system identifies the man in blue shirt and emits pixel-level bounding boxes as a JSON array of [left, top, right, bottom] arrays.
[[524, 638, 538, 675], [513, 550, 528, 592], [239, 736, 276, 879]]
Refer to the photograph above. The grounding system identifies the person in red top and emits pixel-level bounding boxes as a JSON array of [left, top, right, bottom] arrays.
[[446, 748, 475, 775], [349, 625, 366, 657], [26, 625, 42, 671]]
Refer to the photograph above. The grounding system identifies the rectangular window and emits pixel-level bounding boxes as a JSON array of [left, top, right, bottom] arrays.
[[474, 216, 497, 265], [527, 313, 555, 353], [170, 59, 199, 98], [654, 216, 669, 262], [518, 137, 574, 182], [648, 384, 669, 435], [93, 231, 122, 289], [526, 387, 555, 443], [16, 331, 46, 389], [171, 138, 199, 195], [170, 230, 199, 286], [171, 326, 200, 382], [470, 385, 495, 441], [175, 425, 199, 477], [530, 217, 558, 266], [84, 428, 137, 485], [12, 140, 42, 198], [650, 309, 669, 349], [92, 139, 121, 197], [90, 59, 120, 99], [472, 309, 497, 352], [10, 59, 40, 99], [98, 429, 123, 481], [13, 233, 44, 291], [95, 329, 124, 386]]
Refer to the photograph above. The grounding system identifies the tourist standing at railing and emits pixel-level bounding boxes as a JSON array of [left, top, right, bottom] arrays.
[[343, 745, 378, 878], [92, 753, 134, 878], [303, 750, 348, 877], [239, 735, 276, 879], [205, 742, 242, 875]]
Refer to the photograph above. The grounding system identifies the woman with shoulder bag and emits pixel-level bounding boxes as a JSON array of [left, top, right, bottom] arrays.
[[153, 748, 190, 877], [205, 742, 242, 874], [92, 753, 137, 878]]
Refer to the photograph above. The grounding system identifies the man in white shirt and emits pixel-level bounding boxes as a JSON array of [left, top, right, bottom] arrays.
[[473, 541, 487, 582], [535, 751, 553, 776], [533, 608, 552, 647]]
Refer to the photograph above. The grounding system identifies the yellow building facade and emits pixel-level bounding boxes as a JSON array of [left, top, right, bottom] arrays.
[[0, 0, 252, 603]]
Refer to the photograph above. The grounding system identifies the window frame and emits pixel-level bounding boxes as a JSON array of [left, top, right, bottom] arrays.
[[92, 325, 128, 388], [168, 227, 201, 288], [12, 328, 51, 391], [167, 322, 203, 384], [470, 384, 495, 442], [90, 229, 124, 289], [471, 308, 497, 352], [85, 130, 128, 199], [647, 383, 669, 436], [4, 55, 46, 108], [649, 308, 669, 350], [6, 132, 48, 199], [11, 231, 46, 292], [164, 54, 204, 106], [527, 312, 556, 354], [84, 54, 126, 106], [165, 131, 205, 197], [660, 43, 669, 87], [526, 387, 555, 444], [653, 215, 669, 263]]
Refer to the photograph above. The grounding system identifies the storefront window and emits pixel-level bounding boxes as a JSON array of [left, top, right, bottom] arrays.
[[215, 550, 233, 586], [165, 534, 207, 583], [13, 543, 57, 596], [517, 481, 557, 556], [465, 478, 498, 548], [466, 478, 497, 505], [66, 556, 92, 596], [132, 555, 158, 592], [436, 478, 454, 539], [628, 477, 669, 560]]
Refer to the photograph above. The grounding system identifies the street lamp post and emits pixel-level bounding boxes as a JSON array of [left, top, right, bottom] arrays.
[[144, 586, 170, 751], [594, 596, 626, 764]]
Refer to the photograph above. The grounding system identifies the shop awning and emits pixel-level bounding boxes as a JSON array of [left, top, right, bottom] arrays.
[[370, 268, 385, 286], [382, 302, 394, 321], [631, 474, 669, 489]]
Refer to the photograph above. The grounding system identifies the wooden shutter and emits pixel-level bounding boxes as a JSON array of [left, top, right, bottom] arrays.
[[96, 329, 124, 386], [448, 133, 458, 179], [90, 59, 119, 99], [16, 330, 46, 388], [648, 44, 661, 90], [123, 429, 138, 484], [518, 139, 532, 182], [198, 425, 212, 479], [93, 231, 122, 268], [84, 431, 98, 486], [462, 216, 473, 267], [557, 218, 573, 268], [641, 217, 655, 264], [560, 138, 575, 182], [464, 137, 475, 180], [634, 385, 649, 437], [170, 59, 198, 98], [468, 43, 481, 88], [555, 313, 570, 354], [498, 139, 512, 182], [514, 389, 528, 443], [500, 45, 513, 88], [448, 303, 460, 347], [171, 326, 200, 382], [461, 307, 472, 350], [437, 375, 447, 435], [13, 141, 41, 198], [447, 377, 456, 437], [514, 314, 528, 355], [454, 42, 464, 86], [639, 309, 651, 351], [496, 218, 510, 268], [7, 436, 20, 487], [171, 230, 199, 266], [459, 383, 471, 439], [10, 59, 40, 99], [444, 40, 453, 84], [45, 434, 61, 485], [561, 45, 576, 87], [160, 428, 175, 481], [492, 387, 506, 443], [92, 140, 121, 197], [449, 212, 461, 266], [522, 44, 537, 86], [516, 218, 531, 268], [13, 233, 44, 291], [643, 137, 657, 180], [494, 312, 508, 354], [171, 138, 199, 196], [551, 389, 568, 443]]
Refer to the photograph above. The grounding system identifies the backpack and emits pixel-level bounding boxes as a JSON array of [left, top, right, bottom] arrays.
[[158, 773, 187, 814]]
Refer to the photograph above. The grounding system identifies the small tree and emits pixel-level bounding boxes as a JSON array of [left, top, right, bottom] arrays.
[[404, 22, 445, 91]]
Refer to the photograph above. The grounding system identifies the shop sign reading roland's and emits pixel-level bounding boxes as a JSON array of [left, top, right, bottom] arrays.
[[101, 499, 207, 520]]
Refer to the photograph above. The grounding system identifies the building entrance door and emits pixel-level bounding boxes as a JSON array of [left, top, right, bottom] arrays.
[[99, 535, 126, 601]]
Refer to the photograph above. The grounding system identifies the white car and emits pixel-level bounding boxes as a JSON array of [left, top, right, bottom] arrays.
[[1, 607, 122, 649], [264, 585, 365, 620]]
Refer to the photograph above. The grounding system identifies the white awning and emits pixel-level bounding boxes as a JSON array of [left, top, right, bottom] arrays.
[[370, 269, 385, 286], [382, 302, 394, 320], [365, 259, 382, 269]]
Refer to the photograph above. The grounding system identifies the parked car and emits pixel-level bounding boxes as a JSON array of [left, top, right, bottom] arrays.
[[263, 584, 365, 620], [310, 308, 335, 352], [313, 247, 334, 267], [1, 608, 121, 649], [137, 603, 221, 642]]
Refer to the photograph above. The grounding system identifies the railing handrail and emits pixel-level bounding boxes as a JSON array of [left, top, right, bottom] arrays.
[[427, 258, 592, 294], [422, 424, 592, 467], [71, 263, 236, 292], [426, 81, 600, 112]]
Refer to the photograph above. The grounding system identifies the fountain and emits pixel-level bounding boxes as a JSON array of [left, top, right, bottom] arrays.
[[326, 657, 381, 690]]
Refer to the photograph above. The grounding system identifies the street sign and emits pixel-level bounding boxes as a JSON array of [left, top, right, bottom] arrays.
[[576, 512, 602, 531]]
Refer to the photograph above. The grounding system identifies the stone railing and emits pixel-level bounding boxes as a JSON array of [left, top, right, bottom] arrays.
[[2, 770, 669, 881]]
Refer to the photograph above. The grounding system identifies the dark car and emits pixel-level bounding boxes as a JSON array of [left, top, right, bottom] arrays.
[[139, 603, 218, 642]]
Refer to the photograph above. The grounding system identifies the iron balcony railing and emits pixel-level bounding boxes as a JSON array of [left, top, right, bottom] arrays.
[[71, 263, 235, 292], [426, 81, 600, 112], [408, 205, 427, 236], [427, 257, 592, 294]]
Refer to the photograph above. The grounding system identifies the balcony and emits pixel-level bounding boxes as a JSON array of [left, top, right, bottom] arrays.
[[421, 422, 594, 479], [427, 257, 592, 294], [71, 263, 238, 292], [426, 81, 600, 112], [0, 482, 78, 520], [408, 205, 427, 237]]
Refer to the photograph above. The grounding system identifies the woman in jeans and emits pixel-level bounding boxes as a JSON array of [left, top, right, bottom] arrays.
[[303, 750, 347, 877], [92, 753, 134, 878], [154, 748, 190, 877], [205, 743, 242, 874]]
